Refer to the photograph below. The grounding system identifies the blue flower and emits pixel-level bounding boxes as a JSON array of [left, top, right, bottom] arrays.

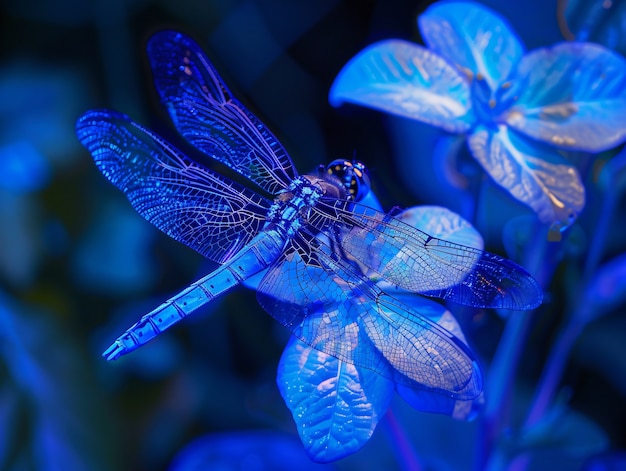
[[276, 205, 484, 462], [330, 1, 626, 227]]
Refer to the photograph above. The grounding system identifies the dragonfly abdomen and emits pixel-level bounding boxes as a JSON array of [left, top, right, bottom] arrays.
[[103, 230, 286, 361]]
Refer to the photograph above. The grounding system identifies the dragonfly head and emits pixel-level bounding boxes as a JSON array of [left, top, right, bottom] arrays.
[[322, 159, 371, 202]]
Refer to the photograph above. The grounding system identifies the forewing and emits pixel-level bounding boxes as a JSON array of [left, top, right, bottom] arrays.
[[76, 109, 271, 264], [147, 30, 297, 195], [256, 231, 481, 399], [308, 200, 542, 310]]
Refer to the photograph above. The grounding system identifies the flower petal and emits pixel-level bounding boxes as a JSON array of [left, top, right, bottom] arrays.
[[418, 1, 524, 90], [376, 205, 484, 293], [394, 205, 484, 250], [505, 42, 626, 152], [330, 39, 473, 133], [389, 299, 483, 419], [468, 125, 585, 226], [397, 373, 484, 420], [277, 336, 394, 463]]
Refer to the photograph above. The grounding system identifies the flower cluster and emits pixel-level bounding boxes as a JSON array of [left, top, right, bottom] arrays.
[[330, 1, 626, 229]]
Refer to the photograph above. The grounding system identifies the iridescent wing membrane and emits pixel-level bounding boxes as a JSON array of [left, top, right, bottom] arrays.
[[77, 30, 542, 400], [146, 31, 539, 312], [147, 30, 297, 196], [76, 110, 271, 264], [311, 199, 540, 309], [78, 109, 483, 398], [257, 231, 482, 399]]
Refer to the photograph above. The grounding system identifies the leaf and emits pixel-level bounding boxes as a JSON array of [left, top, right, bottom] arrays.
[[0, 294, 118, 471], [505, 42, 626, 152], [396, 383, 483, 421], [329, 39, 473, 133], [517, 406, 608, 459], [468, 125, 584, 226], [277, 336, 394, 462], [418, 1, 524, 91]]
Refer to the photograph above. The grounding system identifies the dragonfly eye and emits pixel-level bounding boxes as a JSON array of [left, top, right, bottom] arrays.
[[324, 159, 371, 202]]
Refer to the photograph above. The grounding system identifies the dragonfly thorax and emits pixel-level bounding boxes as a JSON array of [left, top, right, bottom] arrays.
[[277, 174, 345, 203], [265, 176, 325, 236]]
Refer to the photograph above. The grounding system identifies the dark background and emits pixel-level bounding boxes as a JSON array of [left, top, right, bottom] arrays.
[[1, 0, 624, 470]]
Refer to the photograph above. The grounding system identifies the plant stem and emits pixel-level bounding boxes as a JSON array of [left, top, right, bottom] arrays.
[[477, 220, 560, 471], [523, 321, 582, 428], [384, 407, 422, 471], [506, 318, 583, 471], [584, 149, 626, 276], [476, 309, 534, 471], [508, 151, 626, 470], [584, 194, 613, 275]]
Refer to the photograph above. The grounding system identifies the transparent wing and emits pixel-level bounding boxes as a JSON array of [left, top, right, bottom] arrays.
[[256, 230, 482, 399], [307, 199, 543, 310], [147, 30, 297, 195], [76, 109, 271, 264]]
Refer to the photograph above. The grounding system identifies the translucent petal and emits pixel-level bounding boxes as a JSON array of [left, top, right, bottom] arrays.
[[468, 125, 585, 225], [418, 1, 524, 90], [394, 205, 484, 250], [329, 39, 473, 133], [277, 336, 394, 462], [505, 42, 626, 152], [376, 205, 484, 294], [389, 297, 483, 419], [397, 377, 483, 420]]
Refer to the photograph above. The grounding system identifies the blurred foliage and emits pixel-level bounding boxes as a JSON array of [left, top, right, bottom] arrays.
[[0, 0, 625, 470]]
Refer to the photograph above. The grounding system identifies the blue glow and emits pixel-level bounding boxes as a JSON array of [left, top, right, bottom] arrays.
[[330, 1, 626, 227], [0, 141, 50, 192], [4, 1, 626, 470], [277, 205, 485, 461], [169, 431, 328, 470], [76, 33, 540, 382], [71, 201, 158, 295]]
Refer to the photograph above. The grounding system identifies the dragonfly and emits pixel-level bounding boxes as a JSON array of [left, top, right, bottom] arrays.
[[76, 30, 542, 400]]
